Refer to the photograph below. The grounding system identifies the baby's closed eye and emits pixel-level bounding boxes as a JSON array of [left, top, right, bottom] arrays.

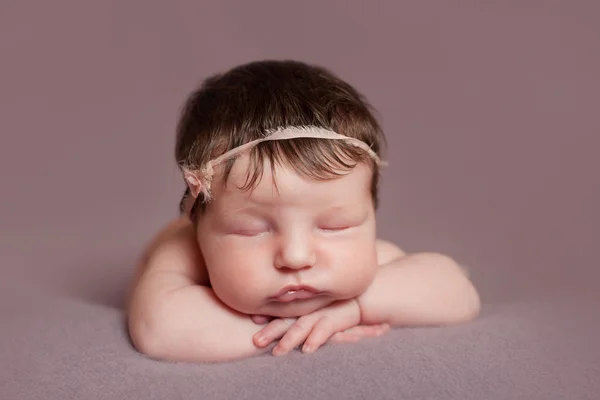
[[219, 215, 271, 236], [316, 218, 366, 235], [317, 210, 368, 231], [229, 221, 270, 236], [317, 224, 352, 232]]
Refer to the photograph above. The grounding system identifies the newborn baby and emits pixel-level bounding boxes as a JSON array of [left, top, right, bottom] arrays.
[[126, 60, 481, 363]]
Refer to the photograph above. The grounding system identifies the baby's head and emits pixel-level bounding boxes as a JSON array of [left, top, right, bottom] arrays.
[[175, 60, 386, 318]]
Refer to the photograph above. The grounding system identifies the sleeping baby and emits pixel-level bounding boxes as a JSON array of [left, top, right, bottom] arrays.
[[126, 59, 481, 363]]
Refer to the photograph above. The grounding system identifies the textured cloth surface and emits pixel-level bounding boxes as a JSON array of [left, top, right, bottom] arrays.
[[1, 276, 598, 400]]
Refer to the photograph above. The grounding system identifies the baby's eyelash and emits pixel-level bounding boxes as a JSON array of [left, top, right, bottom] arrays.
[[318, 225, 352, 232]]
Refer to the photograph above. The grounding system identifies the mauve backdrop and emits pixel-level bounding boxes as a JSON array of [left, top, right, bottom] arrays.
[[1, 1, 598, 399]]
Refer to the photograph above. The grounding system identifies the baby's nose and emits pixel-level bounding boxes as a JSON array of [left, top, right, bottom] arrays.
[[274, 236, 316, 270]]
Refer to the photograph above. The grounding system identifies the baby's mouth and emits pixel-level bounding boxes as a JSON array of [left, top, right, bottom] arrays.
[[268, 285, 322, 303]]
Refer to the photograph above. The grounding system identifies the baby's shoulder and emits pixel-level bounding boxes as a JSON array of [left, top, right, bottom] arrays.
[[134, 217, 208, 285], [375, 238, 406, 265]]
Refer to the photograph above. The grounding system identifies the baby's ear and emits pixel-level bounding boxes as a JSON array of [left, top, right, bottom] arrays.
[[182, 169, 203, 199]]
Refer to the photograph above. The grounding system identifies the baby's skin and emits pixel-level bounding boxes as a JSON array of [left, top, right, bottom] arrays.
[[127, 157, 480, 362]]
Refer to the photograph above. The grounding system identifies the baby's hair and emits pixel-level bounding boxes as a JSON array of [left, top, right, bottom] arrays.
[[174, 60, 386, 222]]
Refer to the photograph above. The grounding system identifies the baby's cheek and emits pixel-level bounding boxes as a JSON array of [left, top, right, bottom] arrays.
[[207, 254, 268, 311], [210, 272, 260, 313], [335, 249, 378, 296]]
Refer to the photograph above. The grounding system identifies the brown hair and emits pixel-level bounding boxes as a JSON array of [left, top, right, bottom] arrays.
[[174, 60, 386, 222]]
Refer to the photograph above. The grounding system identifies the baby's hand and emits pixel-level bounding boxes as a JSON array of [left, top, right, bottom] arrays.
[[327, 323, 390, 344], [252, 299, 389, 356]]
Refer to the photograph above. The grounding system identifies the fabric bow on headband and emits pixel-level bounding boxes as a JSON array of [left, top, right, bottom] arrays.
[[182, 126, 386, 202]]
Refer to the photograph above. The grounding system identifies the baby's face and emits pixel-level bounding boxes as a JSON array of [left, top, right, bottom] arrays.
[[195, 156, 379, 318]]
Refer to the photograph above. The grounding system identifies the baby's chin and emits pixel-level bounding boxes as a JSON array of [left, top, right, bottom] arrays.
[[224, 295, 337, 318], [255, 296, 337, 318]]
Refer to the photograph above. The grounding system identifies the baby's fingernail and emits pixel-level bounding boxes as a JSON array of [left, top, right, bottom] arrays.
[[303, 344, 315, 353]]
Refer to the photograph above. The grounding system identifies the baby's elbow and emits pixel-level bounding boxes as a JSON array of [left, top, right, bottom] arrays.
[[127, 306, 233, 364], [454, 285, 481, 323], [427, 252, 482, 324], [128, 310, 172, 361], [446, 258, 482, 323], [127, 297, 190, 362]]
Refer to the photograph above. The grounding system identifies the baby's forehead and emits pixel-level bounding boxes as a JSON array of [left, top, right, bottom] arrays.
[[232, 157, 369, 186], [212, 159, 372, 209]]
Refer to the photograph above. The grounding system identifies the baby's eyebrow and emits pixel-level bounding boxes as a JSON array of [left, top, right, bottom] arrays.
[[325, 204, 363, 213], [220, 204, 256, 217]]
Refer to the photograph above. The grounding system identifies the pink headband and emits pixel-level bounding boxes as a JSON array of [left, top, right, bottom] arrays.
[[182, 126, 385, 202]]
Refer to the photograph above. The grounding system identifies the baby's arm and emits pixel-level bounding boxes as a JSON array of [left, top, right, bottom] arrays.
[[127, 218, 274, 363], [249, 240, 480, 356], [358, 243, 481, 326]]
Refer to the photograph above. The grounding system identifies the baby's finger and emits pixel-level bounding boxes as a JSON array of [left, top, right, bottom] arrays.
[[350, 323, 390, 336], [253, 318, 296, 348], [328, 324, 390, 344], [251, 315, 273, 325], [375, 323, 391, 334], [328, 331, 363, 344], [272, 316, 316, 356], [369, 323, 391, 336], [302, 316, 336, 353]]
